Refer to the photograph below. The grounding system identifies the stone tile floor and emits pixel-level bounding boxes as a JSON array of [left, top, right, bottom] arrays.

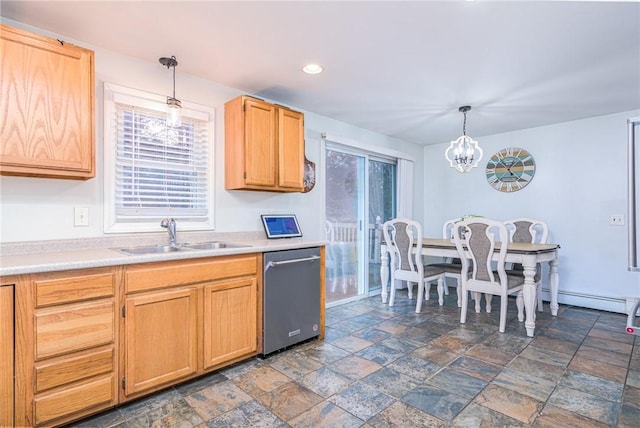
[[72, 290, 640, 427]]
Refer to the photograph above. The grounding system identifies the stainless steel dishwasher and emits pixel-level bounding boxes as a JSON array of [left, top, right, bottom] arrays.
[[262, 247, 321, 356]]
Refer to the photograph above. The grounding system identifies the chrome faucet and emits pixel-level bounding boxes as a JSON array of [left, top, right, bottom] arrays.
[[160, 218, 177, 246]]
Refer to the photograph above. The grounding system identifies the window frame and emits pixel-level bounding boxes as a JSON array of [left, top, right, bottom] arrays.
[[103, 82, 215, 234]]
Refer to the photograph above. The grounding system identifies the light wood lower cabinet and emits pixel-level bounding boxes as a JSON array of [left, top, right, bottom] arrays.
[[121, 254, 260, 401], [1, 284, 14, 428], [124, 287, 198, 395], [203, 277, 257, 369], [14, 267, 118, 427], [6, 252, 271, 426]]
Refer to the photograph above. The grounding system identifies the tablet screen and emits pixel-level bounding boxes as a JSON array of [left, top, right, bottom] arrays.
[[261, 215, 303, 238]]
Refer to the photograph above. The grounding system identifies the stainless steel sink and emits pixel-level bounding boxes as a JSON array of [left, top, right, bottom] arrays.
[[114, 241, 248, 255], [181, 241, 248, 250], [115, 245, 190, 255]]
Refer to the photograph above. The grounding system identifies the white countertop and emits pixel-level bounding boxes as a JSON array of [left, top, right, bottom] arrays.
[[0, 232, 327, 276]]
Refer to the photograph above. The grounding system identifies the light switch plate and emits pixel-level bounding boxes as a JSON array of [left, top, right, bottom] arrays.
[[74, 207, 89, 227], [610, 214, 624, 226]]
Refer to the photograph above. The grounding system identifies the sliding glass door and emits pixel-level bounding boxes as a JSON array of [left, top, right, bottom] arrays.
[[325, 145, 396, 305], [367, 158, 397, 294], [325, 149, 365, 304]]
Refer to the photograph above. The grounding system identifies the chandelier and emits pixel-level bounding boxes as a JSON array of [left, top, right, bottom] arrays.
[[445, 105, 483, 173]]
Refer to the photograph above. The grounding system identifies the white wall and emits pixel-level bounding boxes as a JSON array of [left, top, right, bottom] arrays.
[[0, 19, 421, 244], [424, 110, 640, 313]]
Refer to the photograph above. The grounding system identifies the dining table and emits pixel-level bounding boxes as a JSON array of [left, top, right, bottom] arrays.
[[380, 238, 560, 337]]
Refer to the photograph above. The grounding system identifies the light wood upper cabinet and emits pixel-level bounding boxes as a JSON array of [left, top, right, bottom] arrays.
[[278, 107, 305, 189], [225, 95, 304, 192], [0, 24, 95, 179]]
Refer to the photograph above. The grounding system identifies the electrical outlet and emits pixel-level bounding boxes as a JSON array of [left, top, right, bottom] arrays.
[[74, 207, 89, 227], [610, 214, 624, 226]]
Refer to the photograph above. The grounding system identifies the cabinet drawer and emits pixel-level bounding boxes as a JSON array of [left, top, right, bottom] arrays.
[[35, 301, 115, 360], [35, 346, 114, 393], [34, 270, 115, 307], [125, 254, 258, 293], [34, 374, 115, 426]]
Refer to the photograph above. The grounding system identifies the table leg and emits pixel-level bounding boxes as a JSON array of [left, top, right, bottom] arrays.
[[549, 257, 559, 316], [522, 260, 537, 337], [380, 244, 389, 304]]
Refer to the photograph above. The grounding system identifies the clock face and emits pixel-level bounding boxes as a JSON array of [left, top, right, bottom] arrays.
[[485, 147, 535, 192]]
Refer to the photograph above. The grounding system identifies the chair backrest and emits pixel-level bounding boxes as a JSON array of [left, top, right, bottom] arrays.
[[442, 218, 462, 264], [442, 218, 459, 240], [504, 218, 548, 244], [453, 218, 510, 287], [382, 218, 424, 282]]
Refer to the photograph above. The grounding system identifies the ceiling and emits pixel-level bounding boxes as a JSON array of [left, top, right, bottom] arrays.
[[2, 1, 639, 146]]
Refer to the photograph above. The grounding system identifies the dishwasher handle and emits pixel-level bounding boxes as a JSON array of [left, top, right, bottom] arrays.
[[264, 255, 321, 273]]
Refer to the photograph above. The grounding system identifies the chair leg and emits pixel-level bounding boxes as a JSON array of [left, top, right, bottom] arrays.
[[389, 277, 397, 306], [407, 280, 413, 299], [443, 277, 450, 295], [537, 282, 544, 312], [516, 291, 525, 322], [437, 277, 444, 306], [460, 287, 468, 325], [485, 294, 493, 313], [456, 280, 462, 308], [474, 292, 482, 313], [415, 280, 425, 313], [499, 295, 508, 333]]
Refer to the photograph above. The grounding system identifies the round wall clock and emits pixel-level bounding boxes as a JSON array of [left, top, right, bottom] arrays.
[[302, 157, 316, 193], [485, 147, 536, 192]]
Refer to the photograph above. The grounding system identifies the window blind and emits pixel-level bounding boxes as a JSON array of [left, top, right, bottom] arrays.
[[113, 103, 209, 222]]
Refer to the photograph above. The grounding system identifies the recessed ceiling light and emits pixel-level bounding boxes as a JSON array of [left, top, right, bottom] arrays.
[[302, 63, 323, 74]]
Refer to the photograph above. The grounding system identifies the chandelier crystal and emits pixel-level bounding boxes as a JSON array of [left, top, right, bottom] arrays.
[[445, 105, 483, 173]]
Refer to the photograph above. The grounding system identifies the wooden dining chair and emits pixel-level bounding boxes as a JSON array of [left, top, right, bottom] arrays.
[[504, 218, 548, 312], [453, 218, 524, 333], [382, 218, 445, 312]]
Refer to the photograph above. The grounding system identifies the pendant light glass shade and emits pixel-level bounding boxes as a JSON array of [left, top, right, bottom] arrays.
[[159, 56, 181, 127], [166, 96, 181, 128], [445, 105, 482, 173]]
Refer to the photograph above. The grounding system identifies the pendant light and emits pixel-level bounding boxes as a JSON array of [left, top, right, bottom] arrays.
[[445, 105, 483, 173], [159, 56, 181, 127]]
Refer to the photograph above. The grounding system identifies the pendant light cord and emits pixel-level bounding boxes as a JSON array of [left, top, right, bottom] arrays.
[[462, 111, 467, 136], [171, 55, 177, 99]]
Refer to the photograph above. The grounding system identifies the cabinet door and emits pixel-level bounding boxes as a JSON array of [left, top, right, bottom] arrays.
[[244, 98, 277, 187], [278, 108, 305, 190], [0, 24, 95, 179], [0, 285, 14, 428], [203, 277, 257, 369], [124, 287, 198, 396]]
